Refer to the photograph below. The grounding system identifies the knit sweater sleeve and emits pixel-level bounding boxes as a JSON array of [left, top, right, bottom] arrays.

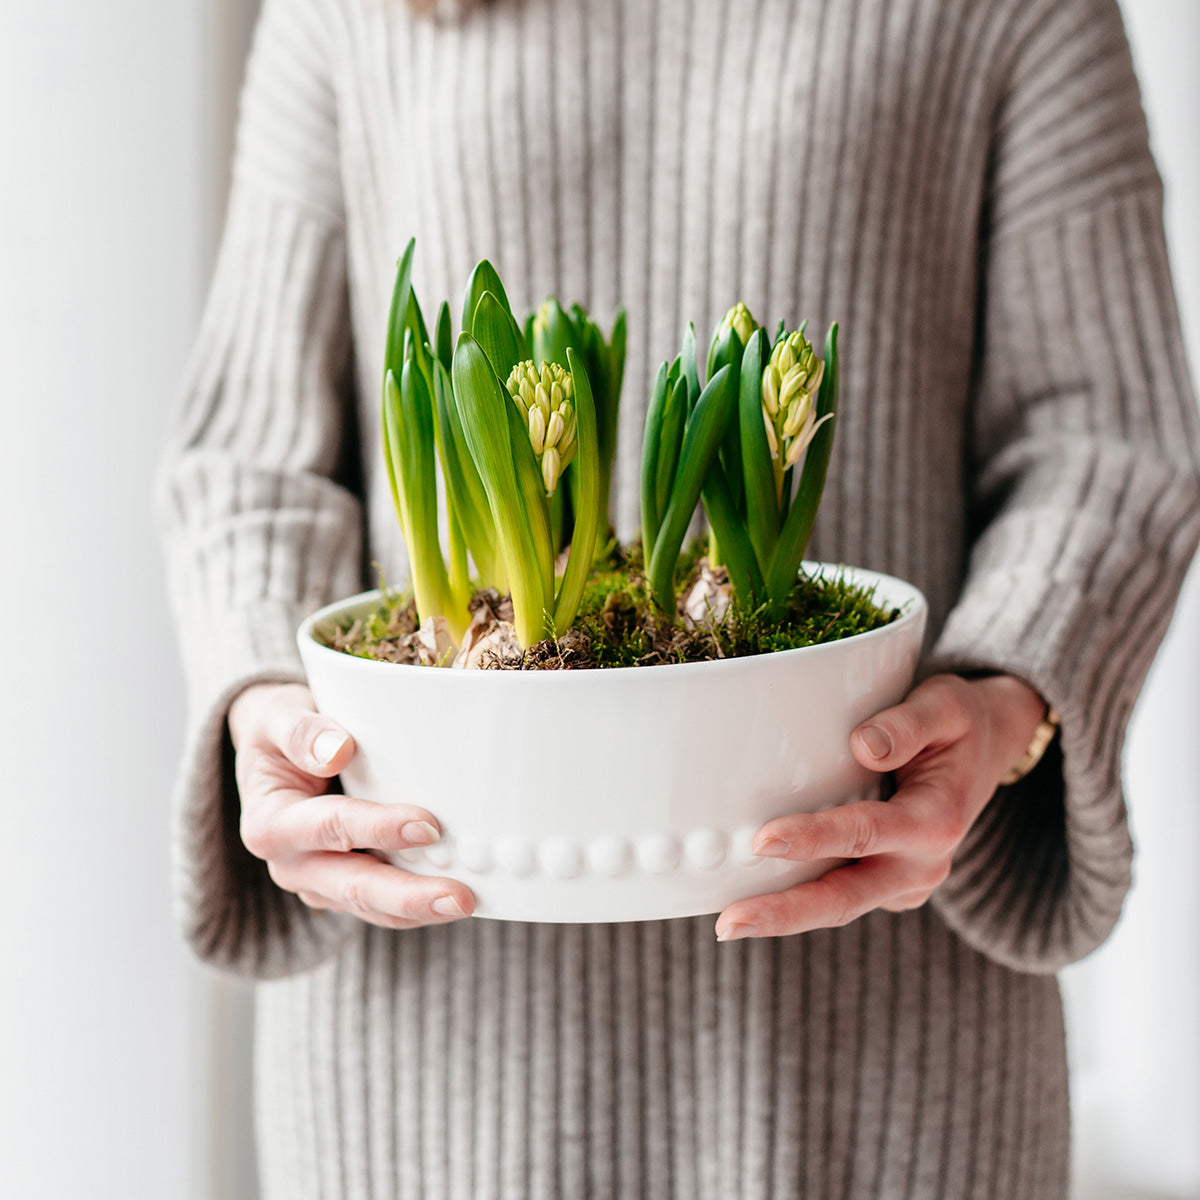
[[156, 0, 363, 977], [923, 0, 1200, 973]]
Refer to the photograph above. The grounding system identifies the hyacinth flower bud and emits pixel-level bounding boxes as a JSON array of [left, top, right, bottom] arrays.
[[761, 330, 831, 473], [762, 364, 781, 416], [541, 447, 562, 496], [708, 301, 760, 380], [557, 405, 577, 460], [508, 360, 542, 416], [506, 359, 577, 495], [528, 404, 547, 454], [721, 301, 759, 349]]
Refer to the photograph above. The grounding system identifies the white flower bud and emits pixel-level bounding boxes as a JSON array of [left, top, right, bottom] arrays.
[[542, 446, 562, 495], [784, 431, 810, 469], [762, 366, 781, 416], [779, 365, 809, 411], [721, 302, 759, 348], [528, 404, 547, 454], [762, 410, 779, 457], [782, 393, 812, 439]]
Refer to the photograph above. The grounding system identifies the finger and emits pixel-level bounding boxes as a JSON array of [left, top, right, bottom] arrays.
[[295, 888, 451, 931], [753, 795, 947, 863], [715, 856, 912, 940], [256, 700, 356, 779], [234, 743, 340, 830], [241, 794, 443, 861], [273, 852, 476, 925], [850, 675, 973, 773], [880, 889, 937, 914], [753, 767, 976, 863]]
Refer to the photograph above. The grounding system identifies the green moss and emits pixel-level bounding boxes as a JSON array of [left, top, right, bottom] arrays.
[[564, 544, 897, 669], [315, 542, 898, 669]]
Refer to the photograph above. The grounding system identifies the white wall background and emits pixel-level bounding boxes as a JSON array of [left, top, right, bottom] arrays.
[[0, 2, 247, 1198], [0, 2, 1194, 1198]]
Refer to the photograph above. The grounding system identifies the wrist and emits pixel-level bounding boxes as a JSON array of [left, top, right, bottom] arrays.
[[964, 672, 1056, 785]]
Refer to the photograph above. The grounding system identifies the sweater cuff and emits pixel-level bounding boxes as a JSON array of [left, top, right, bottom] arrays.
[[170, 599, 357, 979], [922, 567, 1136, 974]]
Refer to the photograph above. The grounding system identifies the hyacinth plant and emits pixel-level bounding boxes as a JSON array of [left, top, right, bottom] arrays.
[[379, 236, 842, 665], [641, 303, 839, 618], [381, 241, 623, 650]]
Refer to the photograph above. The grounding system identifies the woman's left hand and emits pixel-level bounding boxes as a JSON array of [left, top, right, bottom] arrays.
[[714, 672, 1048, 941]]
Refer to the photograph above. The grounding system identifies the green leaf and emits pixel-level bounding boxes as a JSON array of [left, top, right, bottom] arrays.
[[506, 399, 556, 622], [681, 322, 701, 408], [598, 307, 627, 537], [553, 347, 601, 632], [471, 290, 527, 382], [607, 308, 628, 412], [431, 357, 497, 582], [407, 289, 431, 355], [767, 323, 839, 609], [549, 484, 566, 555], [383, 239, 416, 386], [382, 369, 412, 548], [700, 465, 765, 608], [706, 310, 739, 382], [461, 259, 515, 336], [452, 332, 548, 647], [446, 505, 471, 612], [434, 301, 453, 372], [655, 374, 688, 521], [398, 347, 454, 630], [647, 364, 735, 612], [711, 323, 745, 513], [640, 360, 670, 557], [737, 329, 778, 568]]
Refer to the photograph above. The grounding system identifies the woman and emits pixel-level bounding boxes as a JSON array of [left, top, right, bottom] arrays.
[[158, 0, 1200, 1195]]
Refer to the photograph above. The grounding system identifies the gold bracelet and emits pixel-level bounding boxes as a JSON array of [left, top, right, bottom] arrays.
[[1000, 706, 1060, 786]]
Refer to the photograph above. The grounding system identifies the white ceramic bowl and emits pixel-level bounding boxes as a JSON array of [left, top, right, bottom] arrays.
[[297, 564, 927, 923]]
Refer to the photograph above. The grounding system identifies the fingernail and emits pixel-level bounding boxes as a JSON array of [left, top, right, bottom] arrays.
[[716, 923, 755, 942], [431, 894, 467, 919], [754, 837, 790, 858], [859, 724, 892, 760], [401, 820, 440, 847], [313, 730, 348, 765]]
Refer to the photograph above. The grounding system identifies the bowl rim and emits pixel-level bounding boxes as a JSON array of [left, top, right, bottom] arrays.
[[297, 561, 928, 683]]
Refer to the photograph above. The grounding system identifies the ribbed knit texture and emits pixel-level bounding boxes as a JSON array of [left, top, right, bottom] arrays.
[[156, 0, 1200, 1196]]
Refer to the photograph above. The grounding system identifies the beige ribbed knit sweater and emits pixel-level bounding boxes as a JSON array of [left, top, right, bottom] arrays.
[[157, 0, 1200, 1195]]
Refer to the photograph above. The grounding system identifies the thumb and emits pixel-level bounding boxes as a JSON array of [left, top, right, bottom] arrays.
[[850, 675, 972, 773], [233, 682, 356, 778], [271, 707, 355, 779]]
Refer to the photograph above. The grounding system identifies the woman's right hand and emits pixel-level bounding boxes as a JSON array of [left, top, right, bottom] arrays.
[[228, 682, 476, 930]]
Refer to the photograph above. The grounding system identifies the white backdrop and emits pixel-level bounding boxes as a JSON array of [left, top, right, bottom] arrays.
[[0, 2, 206, 1198], [1066, 5, 1200, 1197], [0, 2, 1195, 1198]]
